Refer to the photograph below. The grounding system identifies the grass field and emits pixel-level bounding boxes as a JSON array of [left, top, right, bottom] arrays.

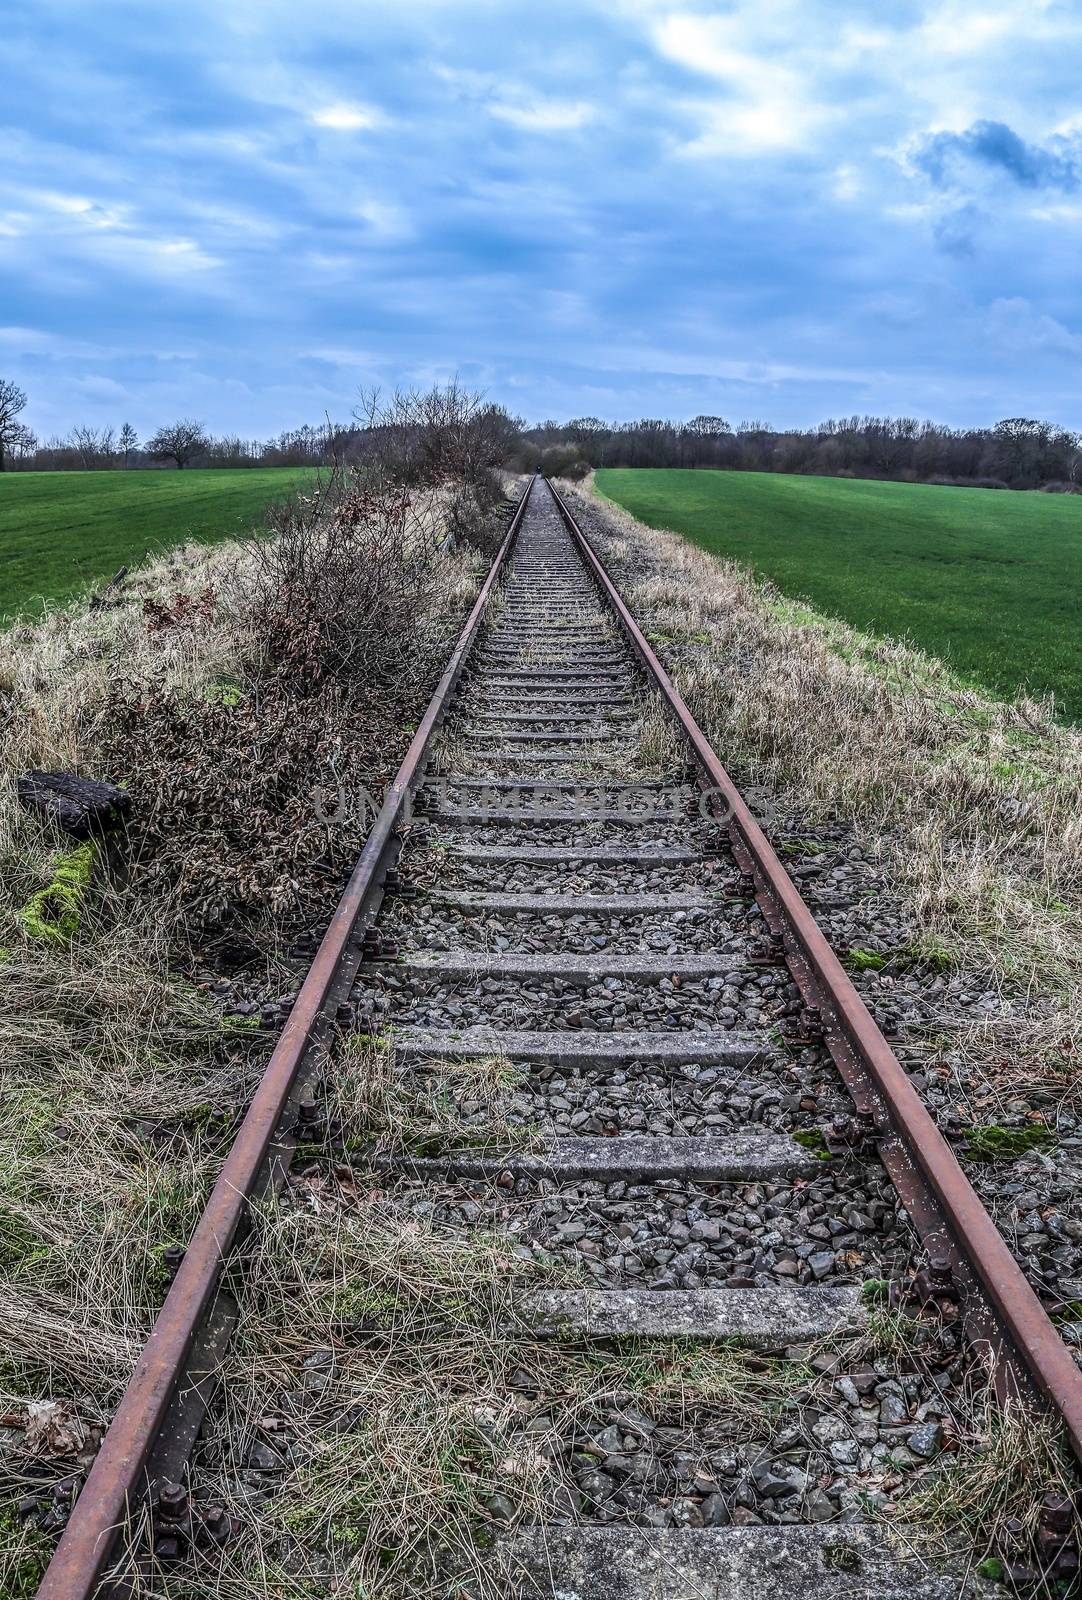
[[0, 468, 313, 619], [596, 467, 1082, 721]]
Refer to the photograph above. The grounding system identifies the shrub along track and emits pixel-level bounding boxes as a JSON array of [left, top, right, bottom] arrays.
[[35, 477, 1082, 1599]]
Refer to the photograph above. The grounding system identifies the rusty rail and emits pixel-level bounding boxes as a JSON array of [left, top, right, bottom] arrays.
[[38, 477, 535, 1600], [547, 474, 1082, 1464]]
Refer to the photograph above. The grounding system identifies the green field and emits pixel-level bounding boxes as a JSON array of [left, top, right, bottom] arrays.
[[597, 468, 1082, 721], [0, 468, 313, 619]]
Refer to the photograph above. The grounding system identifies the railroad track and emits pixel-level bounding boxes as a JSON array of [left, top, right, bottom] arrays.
[[38, 475, 1082, 1598]]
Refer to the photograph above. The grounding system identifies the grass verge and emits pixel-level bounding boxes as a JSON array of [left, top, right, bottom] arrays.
[[0, 471, 500, 1592]]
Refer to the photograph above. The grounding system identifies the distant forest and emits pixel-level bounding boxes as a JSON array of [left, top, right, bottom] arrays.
[[512, 414, 1082, 493], [2, 370, 1081, 492]]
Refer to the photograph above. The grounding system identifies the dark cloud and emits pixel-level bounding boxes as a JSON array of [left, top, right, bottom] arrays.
[[916, 120, 1080, 190]]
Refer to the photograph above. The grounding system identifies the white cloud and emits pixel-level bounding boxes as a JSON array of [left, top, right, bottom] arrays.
[[0, 210, 32, 239], [86, 233, 223, 279], [0, 182, 224, 281], [26, 189, 133, 231], [832, 164, 861, 201], [490, 96, 596, 132], [652, 12, 831, 154], [311, 346, 382, 368], [301, 251, 360, 276], [311, 102, 381, 131], [71, 373, 129, 400], [356, 198, 410, 238], [184, 199, 284, 239], [434, 66, 595, 133], [1029, 200, 1082, 222]]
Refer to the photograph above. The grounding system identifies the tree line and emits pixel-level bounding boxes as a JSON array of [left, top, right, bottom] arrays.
[[509, 414, 1082, 492], [0, 386, 332, 472], [2, 373, 1080, 492], [0, 379, 517, 477]]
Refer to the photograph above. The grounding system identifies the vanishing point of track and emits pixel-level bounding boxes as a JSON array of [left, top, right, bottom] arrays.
[[39, 476, 1082, 1598]]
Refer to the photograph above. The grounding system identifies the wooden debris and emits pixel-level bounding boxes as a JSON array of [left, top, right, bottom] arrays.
[[16, 770, 131, 838], [88, 565, 129, 610]]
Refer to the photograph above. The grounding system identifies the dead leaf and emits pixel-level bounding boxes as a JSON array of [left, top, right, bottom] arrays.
[[22, 1400, 88, 1458]]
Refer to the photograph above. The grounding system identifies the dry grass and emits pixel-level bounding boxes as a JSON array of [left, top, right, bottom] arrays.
[[902, 1398, 1080, 1593], [129, 1140, 809, 1600], [0, 477, 487, 1588], [0, 539, 245, 930], [567, 478, 1082, 1088], [0, 919, 266, 1384], [327, 1036, 535, 1159]]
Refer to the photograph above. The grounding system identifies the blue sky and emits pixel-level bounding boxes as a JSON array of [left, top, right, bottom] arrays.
[[4, 0, 1082, 440]]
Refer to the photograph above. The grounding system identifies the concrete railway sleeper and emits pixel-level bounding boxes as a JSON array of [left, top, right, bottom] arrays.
[[36, 477, 1082, 1598]]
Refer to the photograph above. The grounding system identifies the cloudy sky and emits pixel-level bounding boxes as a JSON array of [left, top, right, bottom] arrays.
[[4, 0, 1082, 440]]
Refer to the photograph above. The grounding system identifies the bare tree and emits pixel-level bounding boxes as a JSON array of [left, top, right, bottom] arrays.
[[0, 378, 28, 472], [71, 425, 116, 470], [118, 422, 139, 467], [146, 418, 208, 470], [7, 422, 37, 468]]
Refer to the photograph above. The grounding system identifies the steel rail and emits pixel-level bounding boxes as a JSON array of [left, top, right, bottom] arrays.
[[547, 475, 1082, 1464], [38, 477, 535, 1600]]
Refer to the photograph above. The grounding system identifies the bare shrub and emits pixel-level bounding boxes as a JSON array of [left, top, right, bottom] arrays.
[[238, 470, 453, 693], [98, 473, 480, 947], [445, 478, 510, 555], [352, 382, 519, 502]]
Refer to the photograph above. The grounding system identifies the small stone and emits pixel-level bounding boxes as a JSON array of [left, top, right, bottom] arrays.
[[812, 1415, 849, 1445], [701, 1492, 730, 1526], [690, 1219, 722, 1242], [907, 1422, 944, 1459], [878, 1393, 909, 1427], [671, 1498, 705, 1528], [804, 1488, 837, 1522], [751, 1463, 796, 1499]]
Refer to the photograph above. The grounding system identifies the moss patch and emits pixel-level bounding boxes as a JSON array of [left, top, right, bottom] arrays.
[[17, 841, 98, 942], [963, 1124, 1055, 1162], [202, 676, 246, 706], [792, 1128, 831, 1160], [845, 946, 886, 971]]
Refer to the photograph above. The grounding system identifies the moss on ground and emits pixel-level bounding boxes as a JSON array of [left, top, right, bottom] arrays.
[[792, 1128, 831, 1160], [964, 1125, 1055, 1162], [17, 841, 97, 942], [846, 946, 887, 971]]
